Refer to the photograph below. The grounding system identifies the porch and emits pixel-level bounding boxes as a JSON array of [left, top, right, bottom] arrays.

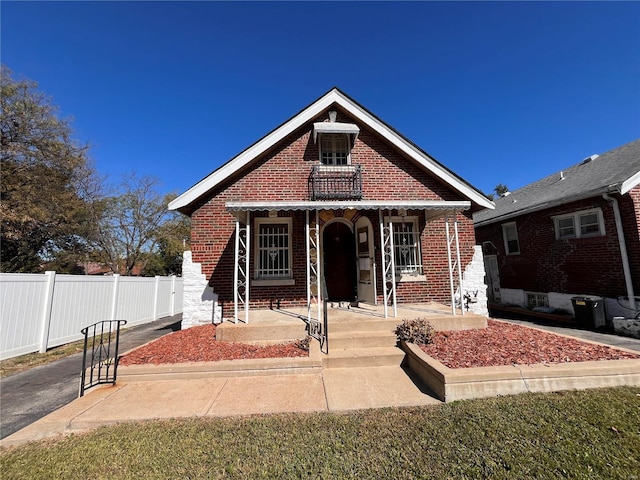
[[226, 200, 482, 329], [215, 301, 488, 346]]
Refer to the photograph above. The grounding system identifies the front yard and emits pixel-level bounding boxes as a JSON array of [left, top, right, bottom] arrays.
[[2, 386, 639, 479]]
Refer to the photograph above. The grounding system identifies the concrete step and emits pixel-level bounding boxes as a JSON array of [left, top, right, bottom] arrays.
[[322, 346, 406, 369], [329, 330, 397, 350], [327, 318, 400, 334]]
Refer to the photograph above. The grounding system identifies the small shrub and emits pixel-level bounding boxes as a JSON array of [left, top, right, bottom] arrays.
[[294, 336, 311, 351], [395, 318, 434, 345]]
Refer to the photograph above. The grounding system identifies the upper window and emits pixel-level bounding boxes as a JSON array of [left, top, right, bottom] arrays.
[[254, 218, 292, 279], [320, 134, 349, 166], [553, 208, 605, 239], [502, 222, 520, 255], [391, 217, 423, 275]]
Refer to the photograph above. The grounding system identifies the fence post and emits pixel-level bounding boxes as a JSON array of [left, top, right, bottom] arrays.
[[38, 271, 56, 353], [110, 274, 120, 320], [153, 276, 160, 320], [170, 275, 176, 316]]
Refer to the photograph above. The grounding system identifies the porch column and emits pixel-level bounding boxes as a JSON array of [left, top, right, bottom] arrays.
[[233, 211, 251, 323], [306, 209, 321, 323], [378, 209, 397, 318], [445, 212, 464, 316]]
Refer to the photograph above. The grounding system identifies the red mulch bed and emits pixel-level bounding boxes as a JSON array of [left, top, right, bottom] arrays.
[[420, 319, 640, 369], [119, 324, 308, 365]]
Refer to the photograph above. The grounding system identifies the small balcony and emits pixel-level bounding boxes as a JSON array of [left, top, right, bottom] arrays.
[[309, 164, 363, 201]]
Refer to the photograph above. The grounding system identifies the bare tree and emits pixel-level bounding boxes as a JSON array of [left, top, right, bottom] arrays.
[[89, 173, 174, 275]]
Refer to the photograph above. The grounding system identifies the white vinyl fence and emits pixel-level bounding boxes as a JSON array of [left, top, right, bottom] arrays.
[[0, 272, 184, 360]]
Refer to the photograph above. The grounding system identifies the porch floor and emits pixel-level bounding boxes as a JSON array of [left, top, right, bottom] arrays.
[[216, 302, 488, 344]]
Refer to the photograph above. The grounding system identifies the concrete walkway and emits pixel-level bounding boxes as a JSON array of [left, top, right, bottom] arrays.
[[0, 314, 182, 441], [1, 363, 440, 448]]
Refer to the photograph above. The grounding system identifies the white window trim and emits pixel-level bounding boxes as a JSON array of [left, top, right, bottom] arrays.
[[502, 222, 520, 255], [318, 133, 351, 166], [552, 208, 606, 240], [254, 217, 293, 280], [386, 215, 425, 280]]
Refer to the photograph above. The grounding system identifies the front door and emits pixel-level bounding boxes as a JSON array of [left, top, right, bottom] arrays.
[[323, 222, 357, 302], [355, 216, 376, 303]]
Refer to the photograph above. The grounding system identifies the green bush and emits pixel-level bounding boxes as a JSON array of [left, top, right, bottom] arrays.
[[395, 318, 434, 345]]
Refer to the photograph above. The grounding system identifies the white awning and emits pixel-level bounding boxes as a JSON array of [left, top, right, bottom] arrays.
[[313, 122, 360, 143], [226, 200, 470, 212]]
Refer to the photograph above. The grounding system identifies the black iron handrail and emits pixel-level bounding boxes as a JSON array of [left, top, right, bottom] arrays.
[[320, 274, 329, 354], [79, 320, 127, 397]]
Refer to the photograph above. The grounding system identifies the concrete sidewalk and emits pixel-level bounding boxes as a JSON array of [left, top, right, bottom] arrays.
[[1, 363, 440, 448]]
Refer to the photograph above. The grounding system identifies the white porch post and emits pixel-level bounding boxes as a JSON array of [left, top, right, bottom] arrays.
[[234, 217, 240, 324], [233, 212, 251, 323], [453, 215, 464, 316], [445, 212, 464, 316], [245, 211, 251, 323], [306, 209, 321, 323], [378, 209, 397, 318], [315, 210, 321, 323]]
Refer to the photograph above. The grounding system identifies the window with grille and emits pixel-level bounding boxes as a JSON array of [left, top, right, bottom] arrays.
[[392, 219, 423, 275], [553, 208, 605, 239], [320, 134, 349, 165], [255, 219, 291, 279], [502, 222, 520, 255]]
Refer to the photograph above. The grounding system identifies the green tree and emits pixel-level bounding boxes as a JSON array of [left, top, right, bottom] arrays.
[[142, 212, 190, 276], [1, 66, 95, 272], [494, 184, 510, 197]]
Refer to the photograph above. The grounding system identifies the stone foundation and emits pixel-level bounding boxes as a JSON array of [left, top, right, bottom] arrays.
[[613, 317, 640, 339], [458, 245, 489, 317], [182, 251, 222, 328]]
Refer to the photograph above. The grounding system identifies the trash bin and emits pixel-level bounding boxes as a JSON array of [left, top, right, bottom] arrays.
[[571, 296, 606, 329]]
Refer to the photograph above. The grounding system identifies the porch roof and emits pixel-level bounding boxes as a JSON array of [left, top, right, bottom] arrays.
[[226, 200, 471, 212]]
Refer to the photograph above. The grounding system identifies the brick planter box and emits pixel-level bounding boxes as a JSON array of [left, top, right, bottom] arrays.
[[401, 341, 640, 403]]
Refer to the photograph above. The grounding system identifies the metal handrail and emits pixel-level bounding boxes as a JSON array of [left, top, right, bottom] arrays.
[[79, 320, 127, 397], [320, 274, 329, 354]]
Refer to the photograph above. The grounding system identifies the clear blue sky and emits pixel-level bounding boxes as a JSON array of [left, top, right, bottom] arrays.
[[3, 1, 639, 198]]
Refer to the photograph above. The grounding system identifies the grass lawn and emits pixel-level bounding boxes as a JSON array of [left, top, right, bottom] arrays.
[[0, 340, 86, 378], [2, 386, 639, 479]]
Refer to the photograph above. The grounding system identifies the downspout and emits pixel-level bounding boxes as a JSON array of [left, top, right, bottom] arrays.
[[602, 193, 636, 310]]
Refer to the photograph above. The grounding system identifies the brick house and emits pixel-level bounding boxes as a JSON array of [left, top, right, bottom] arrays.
[[170, 88, 494, 329], [474, 139, 640, 323]]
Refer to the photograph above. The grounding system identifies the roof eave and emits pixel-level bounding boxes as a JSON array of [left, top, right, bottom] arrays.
[[474, 186, 618, 227]]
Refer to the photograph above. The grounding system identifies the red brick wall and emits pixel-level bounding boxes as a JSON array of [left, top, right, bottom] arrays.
[[475, 194, 639, 297], [190, 108, 478, 317]]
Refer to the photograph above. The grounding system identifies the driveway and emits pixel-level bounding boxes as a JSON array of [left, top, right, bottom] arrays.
[[0, 314, 181, 440]]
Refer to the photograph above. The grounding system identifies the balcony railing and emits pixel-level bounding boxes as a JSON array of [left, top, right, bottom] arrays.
[[309, 164, 363, 201]]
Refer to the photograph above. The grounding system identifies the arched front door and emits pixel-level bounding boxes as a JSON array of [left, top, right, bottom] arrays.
[[322, 221, 357, 302]]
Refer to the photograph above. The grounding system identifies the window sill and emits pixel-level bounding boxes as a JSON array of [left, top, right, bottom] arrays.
[[397, 274, 426, 283], [252, 278, 295, 287]]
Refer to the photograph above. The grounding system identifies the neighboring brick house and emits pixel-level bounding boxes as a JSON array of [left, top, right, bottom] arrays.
[[170, 88, 494, 328], [474, 139, 640, 323]]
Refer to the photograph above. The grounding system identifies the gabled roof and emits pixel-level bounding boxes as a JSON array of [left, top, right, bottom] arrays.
[[474, 139, 640, 226], [169, 87, 494, 213]]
